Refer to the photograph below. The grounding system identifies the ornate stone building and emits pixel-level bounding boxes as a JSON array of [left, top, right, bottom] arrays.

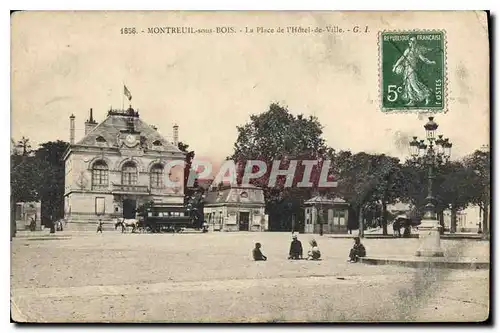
[[63, 107, 185, 230]]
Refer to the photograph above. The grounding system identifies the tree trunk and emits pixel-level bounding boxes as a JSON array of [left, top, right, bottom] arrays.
[[11, 200, 16, 240], [450, 205, 457, 234], [482, 199, 489, 236], [382, 200, 388, 236], [438, 211, 445, 235], [358, 206, 364, 238]]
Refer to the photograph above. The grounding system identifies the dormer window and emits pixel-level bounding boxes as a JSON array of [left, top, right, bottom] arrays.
[[152, 140, 162, 146], [96, 136, 106, 143]]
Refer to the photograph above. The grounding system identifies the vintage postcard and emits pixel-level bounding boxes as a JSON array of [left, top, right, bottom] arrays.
[[10, 11, 490, 323]]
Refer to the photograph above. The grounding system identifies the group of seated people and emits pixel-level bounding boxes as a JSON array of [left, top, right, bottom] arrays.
[[252, 233, 366, 263]]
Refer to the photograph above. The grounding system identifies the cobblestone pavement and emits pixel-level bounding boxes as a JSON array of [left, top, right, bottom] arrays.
[[11, 231, 490, 323]]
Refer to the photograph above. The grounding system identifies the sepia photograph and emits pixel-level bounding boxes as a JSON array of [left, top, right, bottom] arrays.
[[9, 10, 490, 323]]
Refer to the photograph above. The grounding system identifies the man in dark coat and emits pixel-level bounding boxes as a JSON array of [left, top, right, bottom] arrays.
[[288, 234, 303, 260], [348, 236, 366, 263]]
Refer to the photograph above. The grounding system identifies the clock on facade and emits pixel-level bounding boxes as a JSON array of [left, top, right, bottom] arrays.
[[124, 134, 137, 147]]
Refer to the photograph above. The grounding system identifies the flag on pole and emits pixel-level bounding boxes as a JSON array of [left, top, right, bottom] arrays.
[[124, 85, 132, 101]]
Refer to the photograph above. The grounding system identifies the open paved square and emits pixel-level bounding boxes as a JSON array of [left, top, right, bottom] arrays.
[[11, 231, 489, 323]]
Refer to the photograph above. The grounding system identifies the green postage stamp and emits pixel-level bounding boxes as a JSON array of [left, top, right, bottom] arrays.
[[379, 30, 447, 112]]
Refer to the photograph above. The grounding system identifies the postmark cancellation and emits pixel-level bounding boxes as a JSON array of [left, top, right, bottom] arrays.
[[379, 30, 447, 113]]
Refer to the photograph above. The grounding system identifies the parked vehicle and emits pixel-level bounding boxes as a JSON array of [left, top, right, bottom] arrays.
[[137, 204, 207, 233]]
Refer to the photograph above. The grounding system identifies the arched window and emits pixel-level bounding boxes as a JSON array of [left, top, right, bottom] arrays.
[[92, 160, 109, 189], [150, 164, 164, 188], [122, 161, 137, 185]]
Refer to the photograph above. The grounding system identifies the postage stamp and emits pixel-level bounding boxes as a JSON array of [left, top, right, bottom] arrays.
[[379, 30, 447, 113]]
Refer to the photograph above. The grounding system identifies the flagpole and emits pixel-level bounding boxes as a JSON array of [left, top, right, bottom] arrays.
[[122, 81, 125, 111]]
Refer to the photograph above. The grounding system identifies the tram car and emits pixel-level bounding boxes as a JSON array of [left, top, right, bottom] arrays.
[[138, 203, 208, 233]]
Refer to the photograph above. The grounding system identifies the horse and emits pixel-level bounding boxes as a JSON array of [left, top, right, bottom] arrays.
[[114, 218, 140, 233]]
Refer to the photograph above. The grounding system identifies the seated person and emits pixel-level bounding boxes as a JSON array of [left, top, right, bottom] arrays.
[[348, 236, 366, 263], [288, 234, 303, 260], [252, 242, 267, 261], [307, 239, 321, 260]]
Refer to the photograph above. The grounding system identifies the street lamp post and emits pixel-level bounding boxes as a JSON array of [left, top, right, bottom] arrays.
[[409, 116, 452, 257]]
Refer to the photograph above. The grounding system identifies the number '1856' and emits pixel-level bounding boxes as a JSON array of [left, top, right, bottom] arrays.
[[121, 28, 137, 34]]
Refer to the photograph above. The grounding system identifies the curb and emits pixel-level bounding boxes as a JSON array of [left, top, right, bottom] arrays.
[[359, 256, 490, 270]]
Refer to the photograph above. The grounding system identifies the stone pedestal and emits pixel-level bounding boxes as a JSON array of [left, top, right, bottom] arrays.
[[415, 219, 444, 257]]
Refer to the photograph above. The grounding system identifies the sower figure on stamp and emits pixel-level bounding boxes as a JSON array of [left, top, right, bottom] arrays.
[[348, 236, 366, 263], [252, 243, 267, 261], [392, 36, 436, 106], [288, 234, 303, 260]]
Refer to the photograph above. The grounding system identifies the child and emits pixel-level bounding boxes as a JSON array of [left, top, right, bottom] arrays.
[[307, 239, 321, 260], [348, 236, 366, 263], [288, 234, 303, 260], [97, 219, 103, 233], [252, 243, 267, 261]]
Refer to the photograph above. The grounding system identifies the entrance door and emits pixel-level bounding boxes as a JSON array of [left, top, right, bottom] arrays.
[[123, 199, 137, 219], [239, 212, 250, 231]]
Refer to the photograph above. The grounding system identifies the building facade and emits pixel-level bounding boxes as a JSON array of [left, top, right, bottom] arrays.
[[15, 201, 42, 231], [303, 196, 350, 234], [63, 107, 185, 230], [443, 205, 484, 233], [204, 184, 268, 232]]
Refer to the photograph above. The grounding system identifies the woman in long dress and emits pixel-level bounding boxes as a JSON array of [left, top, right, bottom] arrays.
[[392, 37, 436, 106]]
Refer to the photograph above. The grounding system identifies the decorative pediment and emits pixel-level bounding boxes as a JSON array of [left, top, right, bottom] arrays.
[[87, 156, 112, 170], [115, 157, 145, 172]]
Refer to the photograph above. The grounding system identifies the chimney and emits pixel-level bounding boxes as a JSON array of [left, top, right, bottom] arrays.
[[84, 108, 98, 135], [173, 124, 179, 147], [69, 114, 75, 144]]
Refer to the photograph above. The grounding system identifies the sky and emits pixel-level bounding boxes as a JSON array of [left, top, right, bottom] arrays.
[[11, 11, 490, 165]]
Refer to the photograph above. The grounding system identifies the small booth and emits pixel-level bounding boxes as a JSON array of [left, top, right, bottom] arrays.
[[303, 196, 350, 234], [204, 184, 268, 232]]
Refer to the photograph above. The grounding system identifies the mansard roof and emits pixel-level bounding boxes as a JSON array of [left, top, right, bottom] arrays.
[[75, 108, 182, 153], [204, 184, 265, 206], [304, 196, 348, 206]]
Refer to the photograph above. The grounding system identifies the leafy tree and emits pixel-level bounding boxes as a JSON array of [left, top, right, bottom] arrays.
[[16, 136, 32, 156], [334, 152, 405, 236], [400, 150, 488, 234], [178, 141, 205, 218], [228, 103, 334, 231], [463, 149, 491, 235], [437, 161, 478, 233], [34, 140, 70, 228], [10, 137, 40, 238]]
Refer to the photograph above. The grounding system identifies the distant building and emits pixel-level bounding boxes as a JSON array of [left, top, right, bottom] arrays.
[[63, 107, 185, 230], [15, 201, 42, 231], [303, 196, 350, 234], [387, 202, 412, 215], [203, 184, 268, 232], [443, 205, 483, 233]]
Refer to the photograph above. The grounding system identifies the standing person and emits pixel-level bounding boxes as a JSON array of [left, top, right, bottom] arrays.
[[307, 239, 321, 260], [252, 243, 267, 261], [288, 234, 303, 260], [393, 219, 401, 237], [97, 219, 103, 233], [348, 237, 366, 263]]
